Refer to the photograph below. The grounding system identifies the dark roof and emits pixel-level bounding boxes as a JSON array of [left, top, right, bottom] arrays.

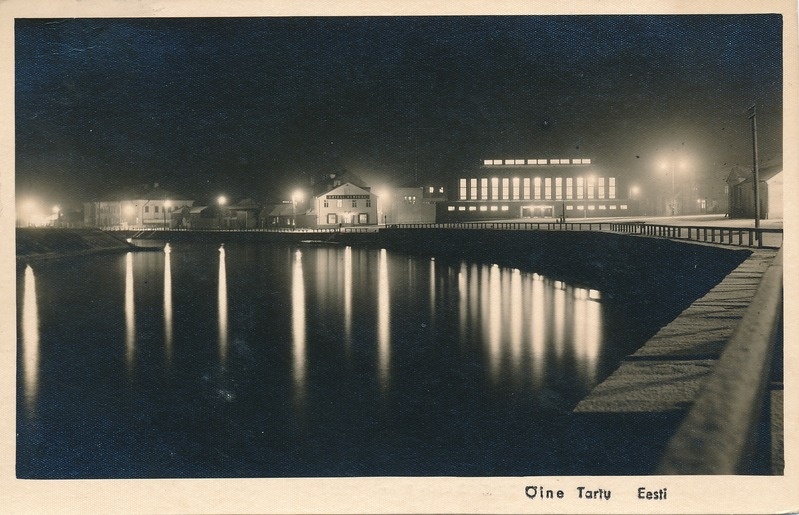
[[726, 162, 782, 184], [97, 183, 191, 202]]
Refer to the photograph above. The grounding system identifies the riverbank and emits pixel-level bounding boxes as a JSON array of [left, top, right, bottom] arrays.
[[16, 228, 143, 264]]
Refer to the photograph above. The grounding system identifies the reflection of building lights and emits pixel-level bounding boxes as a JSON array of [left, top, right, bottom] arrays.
[[218, 244, 228, 363], [22, 265, 39, 416], [377, 249, 391, 391], [125, 252, 136, 376], [292, 248, 306, 400]]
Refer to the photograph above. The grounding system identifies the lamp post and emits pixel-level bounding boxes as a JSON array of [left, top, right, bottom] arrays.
[[291, 190, 304, 229], [163, 200, 171, 229], [217, 195, 227, 230], [52, 205, 61, 227], [659, 157, 687, 216]]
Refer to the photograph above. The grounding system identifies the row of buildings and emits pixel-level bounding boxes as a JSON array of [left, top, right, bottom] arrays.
[[81, 158, 783, 229]]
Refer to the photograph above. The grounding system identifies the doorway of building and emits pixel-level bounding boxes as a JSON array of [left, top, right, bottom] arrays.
[[521, 206, 554, 218]]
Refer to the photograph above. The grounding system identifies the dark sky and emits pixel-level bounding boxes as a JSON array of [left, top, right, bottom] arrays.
[[15, 15, 782, 205]]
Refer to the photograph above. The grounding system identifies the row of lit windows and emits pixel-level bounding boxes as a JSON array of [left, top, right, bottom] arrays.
[[143, 205, 174, 214], [458, 177, 616, 201], [323, 199, 372, 208], [483, 158, 592, 166], [446, 204, 629, 212]]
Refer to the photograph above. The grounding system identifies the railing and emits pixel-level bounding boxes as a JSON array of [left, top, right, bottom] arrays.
[[385, 221, 782, 248], [657, 248, 783, 474], [103, 226, 377, 234]]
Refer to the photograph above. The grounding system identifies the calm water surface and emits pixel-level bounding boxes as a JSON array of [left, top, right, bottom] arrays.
[[18, 241, 637, 477]]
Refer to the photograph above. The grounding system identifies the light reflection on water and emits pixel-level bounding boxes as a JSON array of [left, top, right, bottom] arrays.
[[377, 248, 391, 391], [22, 265, 39, 416], [218, 245, 228, 364], [292, 248, 306, 405], [18, 242, 608, 476], [125, 252, 135, 376], [164, 244, 173, 365]]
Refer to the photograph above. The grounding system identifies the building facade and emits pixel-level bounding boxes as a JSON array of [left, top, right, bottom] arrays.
[[378, 185, 442, 225], [84, 183, 194, 228], [437, 158, 636, 221], [312, 182, 378, 227], [726, 163, 782, 219]]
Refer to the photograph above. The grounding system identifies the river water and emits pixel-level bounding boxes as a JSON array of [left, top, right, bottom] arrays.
[[18, 241, 653, 478]]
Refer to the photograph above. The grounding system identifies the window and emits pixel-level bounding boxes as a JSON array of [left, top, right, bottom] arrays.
[[447, 205, 456, 211], [588, 205, 595, 211], [490, 205, 498, 211], [555, 177, 563, 199], [458, 206, 466, 211], [534, 177, 541, 199], [481, 178, 488, 199], [576, 177, 584, 199], [352, 199, 357, 208], [479, 205, 488, 211], [502, 178, 509, 199], [366, 199, 371, 207], [598, 178, 605, 199], [566, 178, 573, 199], [587, 177, 595, 199], [459, 178, 467, 200], [429, 187, 434, 193], [337, 200, 343, 208], [469, 206, 477, 211], [621, 205, 628, 210], [491, 178, 499, 199], [359, 213, 368, 224], [438, 187, 444, 194], [470, 178, 478, 199], [155, 206, 159, 213], [609, 177, 616, 199], [323, 199, 329, 208], [144, 206, 149, 213], [327, 213, 337, 224], [523, 178, 531, 199], [610, 205, 617, 210], [566, 205, 574, 210], [512, 177, 520, 199], [577, 205, 584, 210], [544, 178, 552, 199], [599, 205, 607, 210], [500, 205, 509, 211]]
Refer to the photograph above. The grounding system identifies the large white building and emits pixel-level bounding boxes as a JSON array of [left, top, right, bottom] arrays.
[[438, 158, 636, 221]]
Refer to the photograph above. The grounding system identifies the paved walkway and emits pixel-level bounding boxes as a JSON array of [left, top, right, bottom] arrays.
[[574, 249, 777, 413]]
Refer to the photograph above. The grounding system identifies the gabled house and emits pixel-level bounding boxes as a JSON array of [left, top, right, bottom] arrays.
[[313, 182, 377, 227], [726, 162, 782, 219]]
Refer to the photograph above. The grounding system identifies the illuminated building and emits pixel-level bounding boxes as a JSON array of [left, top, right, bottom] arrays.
[[84, 183, 194, 229], [377, 183, 445, 225], [438, 158, 637, 221], [303, 171, 378, 227]]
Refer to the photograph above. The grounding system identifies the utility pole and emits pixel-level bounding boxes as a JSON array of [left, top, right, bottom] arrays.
[[749, 105, 761, 242]]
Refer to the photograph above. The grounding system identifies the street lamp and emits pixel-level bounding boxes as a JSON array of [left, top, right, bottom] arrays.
[[163, 200, 171, 229], [658, 158, 688, 216], [291, 190, 304, 229], [52, 205, 61, 227], [217, 195, 227, 230]]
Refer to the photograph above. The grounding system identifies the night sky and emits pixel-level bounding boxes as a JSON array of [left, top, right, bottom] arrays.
[[15, 15, 782, 206]]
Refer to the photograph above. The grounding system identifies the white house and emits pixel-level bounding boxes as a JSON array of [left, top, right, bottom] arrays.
[[313, 182, 378, 227]]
